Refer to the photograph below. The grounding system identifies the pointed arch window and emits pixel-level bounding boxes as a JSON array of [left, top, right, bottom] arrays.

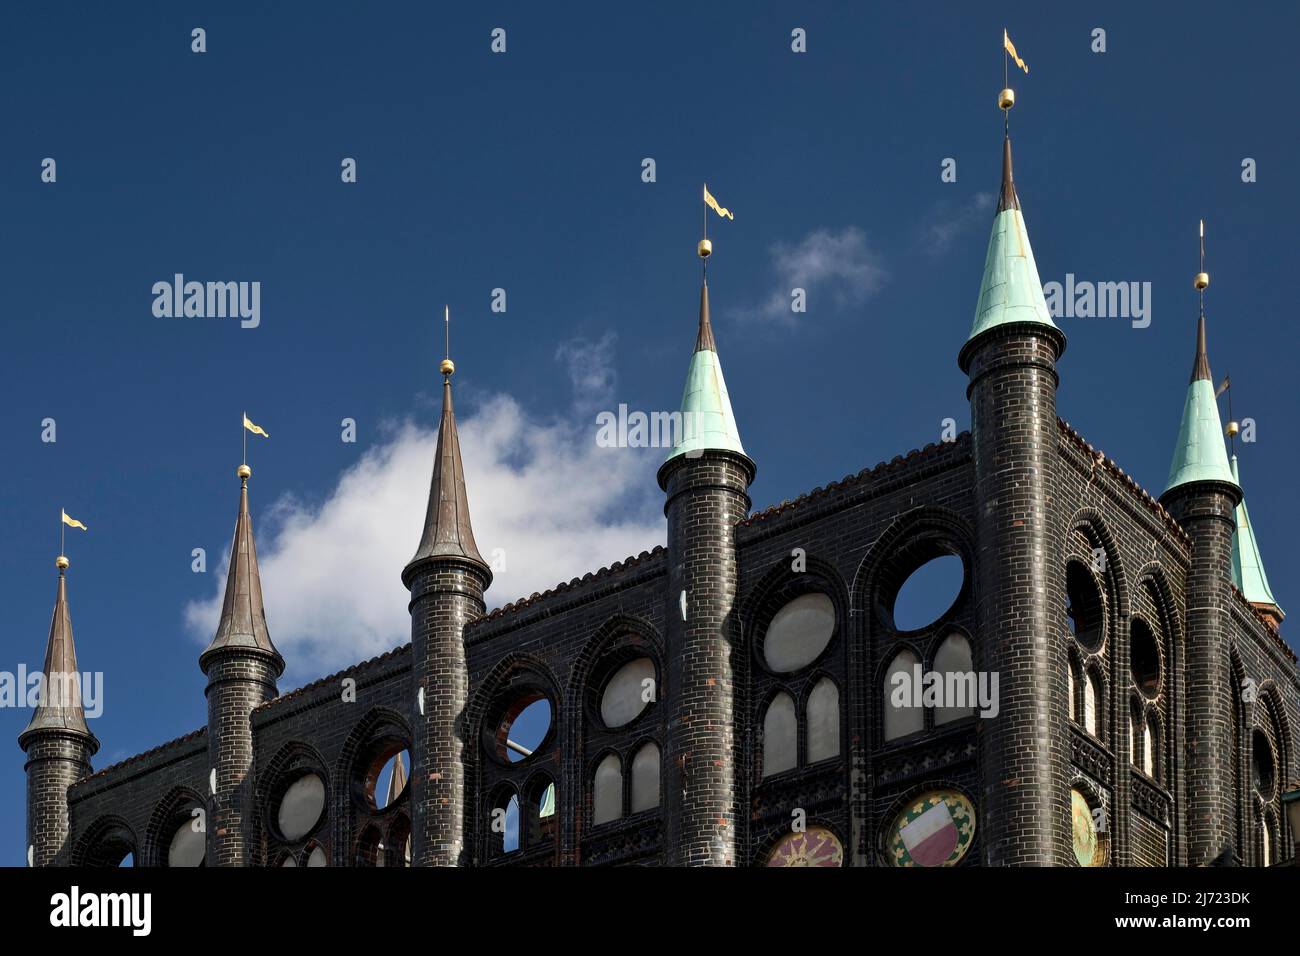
[[884, 649, 924, 741], [762, 692, 798, 777], [1083, 673, 1099, 737], [1067, 663, 1077, 722], [806, 678, 840, 763], [630, 742, 661, 813], [933, 633, 974, 725], [593, 754, 623, 825]]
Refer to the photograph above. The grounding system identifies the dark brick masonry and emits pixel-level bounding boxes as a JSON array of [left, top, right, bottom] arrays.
[[659, 449, 755, 866], [963, 323, 1072, 866], [35, 415, 1299, 867], [202, 649, 281, 866], [22, 218, 1300, 870]]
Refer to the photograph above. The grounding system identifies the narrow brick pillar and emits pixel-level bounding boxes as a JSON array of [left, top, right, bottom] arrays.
[[1161, 482, 1240, 864], [659, 449, 754, 866], [962, 324, 1072, 866], [405, 559, 488, 865]]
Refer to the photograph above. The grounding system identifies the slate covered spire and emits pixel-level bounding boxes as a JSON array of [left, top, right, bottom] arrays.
[[386, 751, 408, 806], [404, 357, 487, 577], [663, 279, 746, 462], [965, 134, 1060, 348], [20, 562, 96, 744], [1163, 315, 1238, 494], [1229, 455, 1284, 622], [200, 468, 283, 673]]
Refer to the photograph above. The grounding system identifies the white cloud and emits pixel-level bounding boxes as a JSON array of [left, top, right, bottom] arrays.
[[184, 344, 665, 685], [747, 226, 888, 325], [917, 192, 995, 256], [554, 332, 618, 414]]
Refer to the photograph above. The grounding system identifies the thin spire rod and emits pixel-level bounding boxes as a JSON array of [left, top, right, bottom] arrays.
[[444, 304, 450, 362], [701, 183, 708, 281], [1003, 38, 1009, 135], [1198, 219, 1206, 318], [1226, 369, 1235, 455]]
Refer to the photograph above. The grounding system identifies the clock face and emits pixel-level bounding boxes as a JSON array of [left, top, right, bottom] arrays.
[[1071, 788, 1104, 866], [766, 826, 844, 867], [886, 789, 976, 867]]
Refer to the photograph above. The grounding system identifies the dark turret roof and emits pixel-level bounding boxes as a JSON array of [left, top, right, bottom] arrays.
[[20, 568, 98, 751], [403, 373, 489, 583], [200, 474, 284, 674]]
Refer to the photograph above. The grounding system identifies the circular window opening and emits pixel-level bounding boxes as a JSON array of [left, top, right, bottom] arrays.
[[1252, 730, 1275, 798], [495, 695, 552, 764], [600, 657, 656, 728], [1129, 619, 1160, 698], [763, 593, 836, 673], [167, 816, 205, 867], [276, 772, 326, 842], [891, 555, 964, 632], [372, 749, 410, 810], [1065, 562, 1104, 652]]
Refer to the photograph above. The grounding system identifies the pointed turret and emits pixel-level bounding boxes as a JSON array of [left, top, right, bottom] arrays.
[[386, 751, 408, 806], [960, 134, 1061, 365], [961, 97, 1071, 865], [404, 311, 492, 866], [658, 238, 754, 866], [1229, 456, 1284, 626], [1163, 316, 1238, 493], [20, 558, 98, 867], [21, 563, 95, 742], [200, 466, 283, 671], [201, 465, 284, 866], [1158, 222, 1242, 865], [403, 360, 487, 578], [663, 280, 746, 462]]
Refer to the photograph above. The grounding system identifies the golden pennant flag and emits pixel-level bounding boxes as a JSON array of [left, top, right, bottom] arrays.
[[1004, 29, 1029, 74], [61, 510, 88, 532], [703, 184, 734, 220], [1215, 375, 1231, 398], [243, 413, 269, 438]]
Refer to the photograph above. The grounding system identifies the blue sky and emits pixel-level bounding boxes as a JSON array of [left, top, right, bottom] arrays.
[[3, 3, 1297, 865]]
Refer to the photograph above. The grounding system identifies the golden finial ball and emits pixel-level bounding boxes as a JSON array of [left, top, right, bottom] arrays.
[[1194, 271, 1210, 291], [999, 88, 1015, 110], [237, 464, 252, 480], [55, 555, 69, 570], [697, 238, 713, 259], [440, 358, 455, 376], [1226, 420, 1240, 438]]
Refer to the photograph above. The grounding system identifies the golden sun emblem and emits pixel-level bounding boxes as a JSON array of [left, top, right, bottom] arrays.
[[767, 826, 844, 867]]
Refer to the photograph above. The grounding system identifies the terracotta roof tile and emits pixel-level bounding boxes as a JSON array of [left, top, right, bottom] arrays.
[[470, 546, 667, 628], [739, 435, 970, 528], [1056, 418, 1191, 545], [253, 643, 412, 715], [75, 727, 207, 786]]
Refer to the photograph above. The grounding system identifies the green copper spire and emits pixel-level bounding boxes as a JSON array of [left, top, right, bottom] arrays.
[[664, 280, 746, 462], [1163, 316, 1237, 493], [1229, 456, 1283, 617], [966, 136, 1060, 344]]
